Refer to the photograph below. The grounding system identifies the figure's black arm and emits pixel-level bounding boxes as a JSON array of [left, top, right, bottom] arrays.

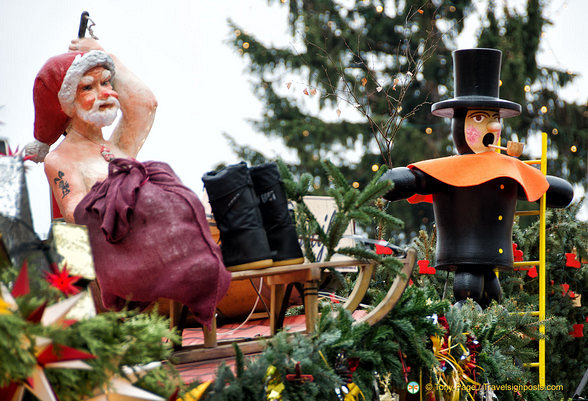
[[545, 175, 574, 208], [379, 167, 444, 201], [516, 175, 574, 208]]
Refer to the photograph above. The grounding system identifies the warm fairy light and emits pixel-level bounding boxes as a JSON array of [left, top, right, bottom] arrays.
[[302, 130, 310, 137], [524, 85, 531, 92], [371, 164, 379, 172], [352, 181, 360, 188], [552, 129, 559, 135], [449, 5, 456, 11], [234, 29, 241, 37], [312, 154, 319, 161], [242, 42, 250, 49], [376, 5, 384, 13], [571, 145, 577, 153], [499, 80, 503, 87], [425, 127, 433, 134], [540, 106, 548, 114], [397, 106, 403, 112]]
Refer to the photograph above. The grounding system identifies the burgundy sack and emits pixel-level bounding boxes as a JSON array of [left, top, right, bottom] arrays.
[[74, 158, 230, 327]]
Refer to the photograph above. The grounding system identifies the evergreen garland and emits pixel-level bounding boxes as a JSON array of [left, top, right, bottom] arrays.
[[508, 201, 588, 399], [0, 259, 182, 400]]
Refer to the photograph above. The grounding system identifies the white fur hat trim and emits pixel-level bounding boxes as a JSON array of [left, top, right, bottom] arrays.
[[57, 50, 115, 117]]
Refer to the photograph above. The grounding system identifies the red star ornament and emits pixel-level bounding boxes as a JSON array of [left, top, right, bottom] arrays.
[[45, 263, 82, 296]]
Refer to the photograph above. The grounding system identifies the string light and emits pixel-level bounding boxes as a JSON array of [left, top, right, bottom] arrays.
[[425, 127, 433, 134], [234, 29, 241, 37], [352, 181, 360, 188], [540, 106, 548, 114], [552, 129, 559, 135], [242, 42, 250, 49], [499, 80, 503, 87], [376, 5, 384, 13], [371, 164, 379, 172], [571, 145, 577, 153], [302, 130, 310, 137], [524, 85, 531, 92]]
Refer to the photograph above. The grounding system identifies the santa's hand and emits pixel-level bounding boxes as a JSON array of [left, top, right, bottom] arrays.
[[69, 38, 104, 53], [23, 140, 50, 163]]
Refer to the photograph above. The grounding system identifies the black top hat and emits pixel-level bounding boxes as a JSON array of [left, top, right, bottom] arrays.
[[431, 48, 521, 118]]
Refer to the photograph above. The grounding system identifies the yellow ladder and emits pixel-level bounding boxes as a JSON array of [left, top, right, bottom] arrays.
[[512, 131, 548, 386]]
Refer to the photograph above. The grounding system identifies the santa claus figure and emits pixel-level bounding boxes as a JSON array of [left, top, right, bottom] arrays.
[[381, 48, 573, 308], [25, 39, 230, 326]]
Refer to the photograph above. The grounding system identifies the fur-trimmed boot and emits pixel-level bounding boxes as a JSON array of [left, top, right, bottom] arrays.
[[249, 162, 304, 266], [202, 162, 273, 271]]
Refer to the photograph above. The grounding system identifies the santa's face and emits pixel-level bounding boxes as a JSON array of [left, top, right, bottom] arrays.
[[464, 109, 501, 153], [74, 66, 120, 127]]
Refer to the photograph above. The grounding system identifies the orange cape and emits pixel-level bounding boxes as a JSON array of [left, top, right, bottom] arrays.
[[406, 151, 548, 204]]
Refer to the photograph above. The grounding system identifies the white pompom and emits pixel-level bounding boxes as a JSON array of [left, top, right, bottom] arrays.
[[23, 140, 50, 163]]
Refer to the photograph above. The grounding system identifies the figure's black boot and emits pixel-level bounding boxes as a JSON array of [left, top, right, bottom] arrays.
[[202, 162, 273, 271], [453, 268, 484, 305], [479, 270, 502, 308], [249, 162, 304, 266]]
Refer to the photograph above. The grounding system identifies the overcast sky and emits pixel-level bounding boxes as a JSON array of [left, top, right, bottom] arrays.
[[0, 0, 586, 235]]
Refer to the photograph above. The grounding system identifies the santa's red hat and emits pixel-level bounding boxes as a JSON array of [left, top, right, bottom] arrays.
[[32, 50, 115, 148]]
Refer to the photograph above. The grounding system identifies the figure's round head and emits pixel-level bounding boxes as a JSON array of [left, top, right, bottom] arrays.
[[431, 48, 521, 154], [33, 51, 116, 146], [452, 108, 502, 154], [72, 65, 120, 128]]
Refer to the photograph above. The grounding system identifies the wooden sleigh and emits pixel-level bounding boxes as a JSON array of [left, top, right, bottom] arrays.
[[169, 247, 416, 366], [50, 191, 416, 377]]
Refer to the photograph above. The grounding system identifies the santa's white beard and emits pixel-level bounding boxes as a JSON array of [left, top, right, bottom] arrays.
[[75, 97, 120, 128]]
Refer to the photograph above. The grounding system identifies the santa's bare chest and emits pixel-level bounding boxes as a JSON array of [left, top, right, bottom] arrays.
[[77, 149, 129, 192]]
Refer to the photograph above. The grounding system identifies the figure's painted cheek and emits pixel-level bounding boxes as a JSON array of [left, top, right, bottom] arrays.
[[77, 94, 96, 111], [466, 125, 481, 143]]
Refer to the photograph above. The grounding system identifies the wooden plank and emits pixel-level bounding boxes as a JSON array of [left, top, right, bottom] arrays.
[[170, 339, 265, 365], [230, 260, 369, 281]]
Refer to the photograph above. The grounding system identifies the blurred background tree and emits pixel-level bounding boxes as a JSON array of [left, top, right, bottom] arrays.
[[225, 0, 586, 240]]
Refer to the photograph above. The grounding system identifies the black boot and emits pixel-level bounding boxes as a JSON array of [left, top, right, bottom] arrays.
[[453, 268, 484, 304], [479, 270, 502, 308], [202, 162, 273, 271], [249, 162, 304, 266]]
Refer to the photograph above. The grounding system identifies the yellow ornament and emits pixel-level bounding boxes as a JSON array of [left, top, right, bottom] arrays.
[[178, 380, 212, 401], [344, 382, 366, 401], [0, 296, 12, 315], [264, 365, 285, 401]]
